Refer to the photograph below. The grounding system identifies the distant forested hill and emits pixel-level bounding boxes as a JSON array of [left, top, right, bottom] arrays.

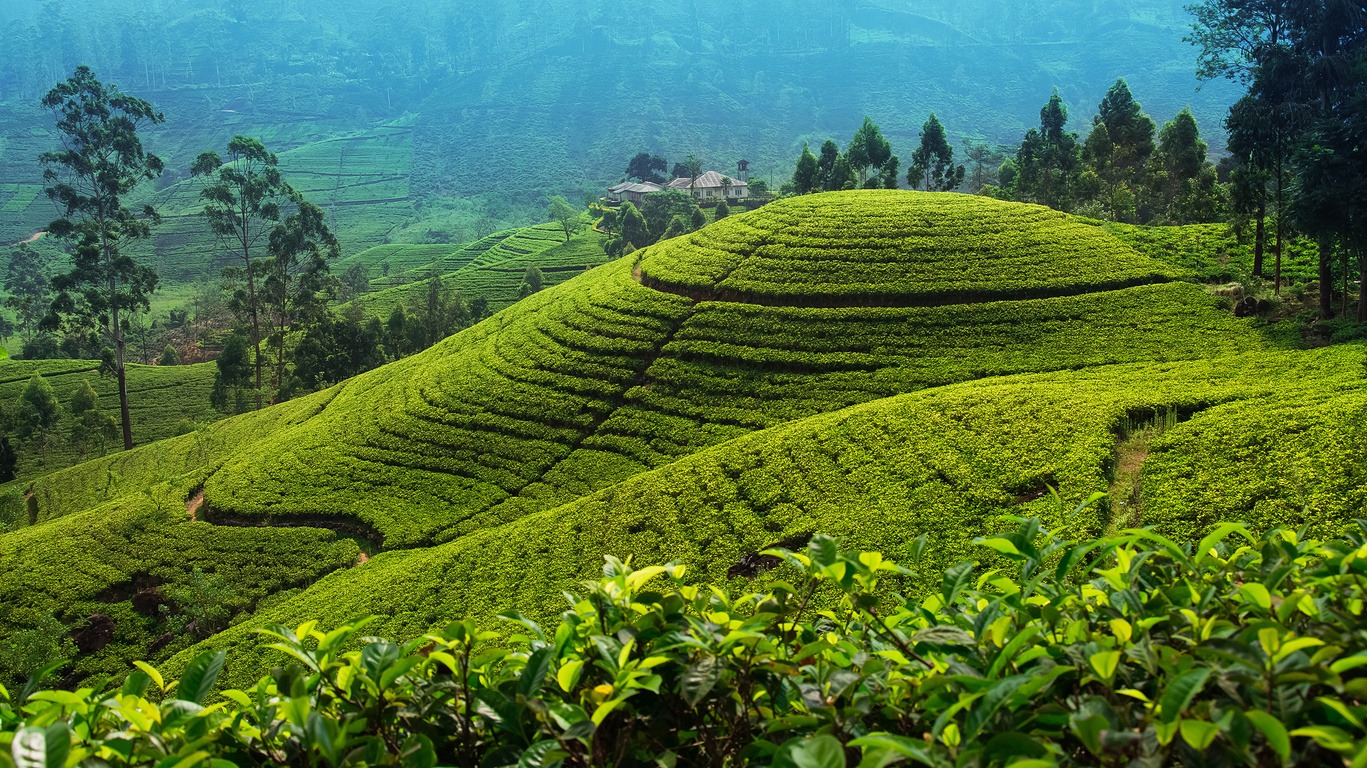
[[0, 0, 1239, 245]]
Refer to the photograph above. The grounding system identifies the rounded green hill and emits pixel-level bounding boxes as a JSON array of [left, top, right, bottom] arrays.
[[191, 192, 1245, 547], [639, 190, 1176, 304], [0, 190, 1304, 684]]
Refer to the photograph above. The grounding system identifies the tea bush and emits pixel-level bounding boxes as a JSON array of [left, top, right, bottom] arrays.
[[177, 346, 1367, 684], [7, 516, 1367, 767], [640, 191, 1177, 304], [348, 226, 609, 320]]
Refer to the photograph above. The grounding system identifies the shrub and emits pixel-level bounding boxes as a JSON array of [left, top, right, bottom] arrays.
[[5, 514, 1367, 767]]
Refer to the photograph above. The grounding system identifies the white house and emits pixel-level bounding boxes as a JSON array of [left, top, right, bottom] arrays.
[[606, 181, 663, 206], [664, 171, 749, 202], [608, 171, 748, 206]]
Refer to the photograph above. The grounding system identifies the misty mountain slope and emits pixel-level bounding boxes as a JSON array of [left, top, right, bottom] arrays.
[[0, 0, 1238, 246]]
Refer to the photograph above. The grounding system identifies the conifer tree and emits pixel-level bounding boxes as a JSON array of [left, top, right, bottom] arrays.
[[909, 113, 965, 192], [1156, 108, 1223, 224], [817, 141, 842, 191], [792, 143, 819, 194], [16, 374, 59, 452], [1014, 90, 1082, 210], [1082, 80, 1157, 221]]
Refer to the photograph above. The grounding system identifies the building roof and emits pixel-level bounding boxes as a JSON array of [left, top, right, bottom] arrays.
[[611, 181, 663, 194], [665, 171, 749, 190]]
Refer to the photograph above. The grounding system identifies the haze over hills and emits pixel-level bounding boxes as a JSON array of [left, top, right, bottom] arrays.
[[0, 0, 1240, 248]]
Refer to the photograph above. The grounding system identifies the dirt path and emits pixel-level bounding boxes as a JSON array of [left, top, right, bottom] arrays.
[[186, 489, 204, 522], [20, 231, 45, 244]]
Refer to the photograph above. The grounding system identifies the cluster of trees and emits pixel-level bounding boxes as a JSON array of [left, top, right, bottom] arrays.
[[1189, 0, 1366, 320], [789, 114, 974, 195], [988, 84, 1226, 227], [788, 87, 1224, 227], [791, 117, 902, 194], [13, 66, 505, 444], [0, 374, 119, 475], [212, 274, 492, 414], [624, 152, 706, 187], [599, 190, 715, 256]]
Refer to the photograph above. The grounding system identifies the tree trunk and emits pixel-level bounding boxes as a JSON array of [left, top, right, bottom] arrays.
[[1342, 243, 1350, 317], [1318, 236, 1334, 320], [110, 268, 134, 450], [1273, 166, 1283, 296], [1252, 198, 1265, 278], [244, 239, 263, 410], [1358, 247, 1367, 323]]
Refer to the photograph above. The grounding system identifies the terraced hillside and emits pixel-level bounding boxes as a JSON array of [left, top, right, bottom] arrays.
[[347, 224, 608, 318], [4, 190, 1359, 687], [0, 360, 220, 495], [182, 344, 1367, 680]]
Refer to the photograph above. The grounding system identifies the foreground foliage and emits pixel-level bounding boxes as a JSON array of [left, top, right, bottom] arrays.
[[5, 516, 1367, 767]]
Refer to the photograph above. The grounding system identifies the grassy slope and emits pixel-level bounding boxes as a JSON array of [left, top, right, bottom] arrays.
[[2, 191, 1354, 686], [201, 194, 1259, 547], [185, 345, 1367, 684], [346, 224, 608, 320], [0, 360, 220, 511], [640, 192, 1177, 303], [0, 389, 362, 682]]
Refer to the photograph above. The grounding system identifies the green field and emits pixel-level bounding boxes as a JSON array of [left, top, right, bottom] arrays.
[[175, 344, 1367, 683], [347, 224, 608, 319], [0, 359, 221, 494], [0, 190, 1361, 689]]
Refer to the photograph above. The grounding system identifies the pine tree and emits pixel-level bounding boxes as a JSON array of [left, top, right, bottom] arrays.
[[16, 374, 60, 452], [792, 143, 819, 194], [909, 114, 965, 192], [1082, 80, 1157, 221], [1014, 90, 1082, 210], [1156, 108, 1223, 224]]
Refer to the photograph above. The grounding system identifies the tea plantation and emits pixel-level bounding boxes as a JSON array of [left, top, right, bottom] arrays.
[[345, 224, 608, 319], [0, 359, 220, 489], [1, 190, 1363, 694], [170, 345, 1367, 683]]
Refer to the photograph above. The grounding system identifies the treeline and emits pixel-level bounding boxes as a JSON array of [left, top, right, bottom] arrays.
[[786, 83, 1225, 226], [786, 1, 1365, 322], [1189, 0, 1366, 320]]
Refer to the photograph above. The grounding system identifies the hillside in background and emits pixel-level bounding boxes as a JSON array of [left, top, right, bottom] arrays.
[[3, 191, 1362, 687], [0, 0, 1240, 249]]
